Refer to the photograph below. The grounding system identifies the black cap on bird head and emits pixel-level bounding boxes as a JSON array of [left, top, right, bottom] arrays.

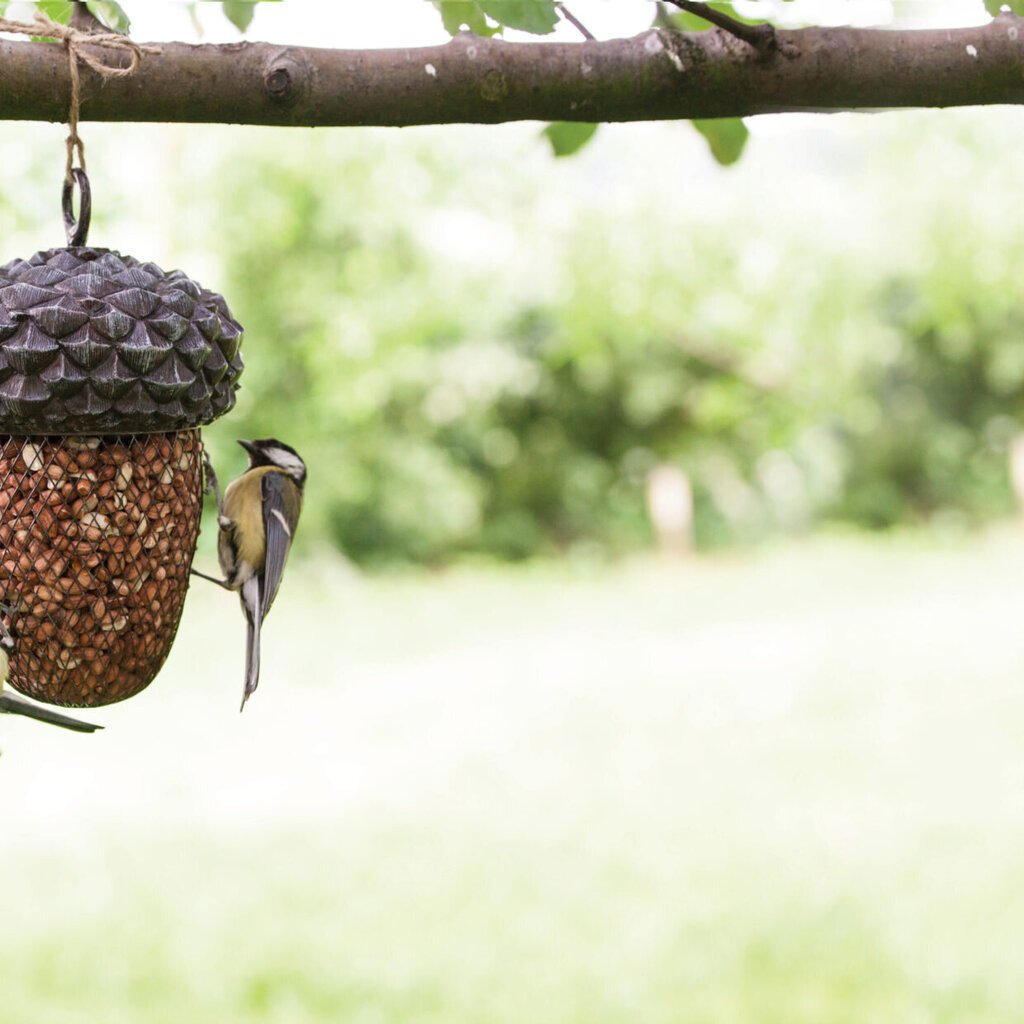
[[238, 438, 307, 486]]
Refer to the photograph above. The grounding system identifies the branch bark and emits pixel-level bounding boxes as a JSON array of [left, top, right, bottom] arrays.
[[0, 18, 1023, 126]]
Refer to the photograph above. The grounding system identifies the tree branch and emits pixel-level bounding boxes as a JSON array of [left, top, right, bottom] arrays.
[[0, 18, 1022, 126], [556, 4, 596, 42]]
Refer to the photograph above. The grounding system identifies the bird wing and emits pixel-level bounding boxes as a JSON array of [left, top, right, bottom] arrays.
[[260, 471, 296, 617]]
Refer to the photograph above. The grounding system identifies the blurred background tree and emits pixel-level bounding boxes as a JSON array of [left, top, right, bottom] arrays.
[[170, 110, 1024, 566]]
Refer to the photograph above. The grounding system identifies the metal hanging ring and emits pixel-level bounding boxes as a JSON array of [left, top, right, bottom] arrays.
[[62, 168, 92, 247]]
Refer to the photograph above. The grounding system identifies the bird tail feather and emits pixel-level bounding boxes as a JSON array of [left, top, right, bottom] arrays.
[[0, 694, 102, 733], [240, 574, 262, 711]]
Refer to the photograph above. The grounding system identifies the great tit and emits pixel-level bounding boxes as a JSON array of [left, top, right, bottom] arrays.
[[193, 438, 306, 710], [0, 614, 102, 734]]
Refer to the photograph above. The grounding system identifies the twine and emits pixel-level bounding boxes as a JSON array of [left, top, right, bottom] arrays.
[[0, 11, 159, 182]]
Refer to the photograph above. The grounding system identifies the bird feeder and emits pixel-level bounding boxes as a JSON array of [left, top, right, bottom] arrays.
[[0, 172, 243, 707]]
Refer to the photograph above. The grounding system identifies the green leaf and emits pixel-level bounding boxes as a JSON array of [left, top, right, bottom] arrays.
[[222, 0, 256, 32], [543, 122, 599, 158], [691, 118, 749, 166], [480, 0, 558, 34], [434, 0, 558, 35], [664, 9, 715, 32], [34, 0, 73, 25], [86, 0, 130, 32], [433, 1, 495, 36]]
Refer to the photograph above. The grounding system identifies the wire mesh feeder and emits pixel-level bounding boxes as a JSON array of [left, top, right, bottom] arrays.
[[0, 433, 203, 707], [0, 179, 244, 708]]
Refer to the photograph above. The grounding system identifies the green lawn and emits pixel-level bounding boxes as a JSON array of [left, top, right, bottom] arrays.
[[5, 530, 1024, 1023]]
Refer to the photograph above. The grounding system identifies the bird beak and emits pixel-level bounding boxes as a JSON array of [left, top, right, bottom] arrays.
[[237, 439, 257, 456]]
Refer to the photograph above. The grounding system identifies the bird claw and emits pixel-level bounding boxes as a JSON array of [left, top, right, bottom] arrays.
[[189, 567, 234, 591], [201, 448, 224, 512]]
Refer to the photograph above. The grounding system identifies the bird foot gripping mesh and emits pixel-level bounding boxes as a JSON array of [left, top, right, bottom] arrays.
[[0, 432, 203, 707]]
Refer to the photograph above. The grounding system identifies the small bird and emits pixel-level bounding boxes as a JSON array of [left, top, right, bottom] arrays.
[[0, 614, 102, 734], [193, 439, 306, 710]]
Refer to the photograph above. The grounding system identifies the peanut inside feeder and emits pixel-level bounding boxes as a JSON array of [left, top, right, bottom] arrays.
[[0, 433, 202, 706], [0, 239, 243, 709]]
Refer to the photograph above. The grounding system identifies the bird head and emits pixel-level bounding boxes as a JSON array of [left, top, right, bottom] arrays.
[[238, 438, 307, 488]]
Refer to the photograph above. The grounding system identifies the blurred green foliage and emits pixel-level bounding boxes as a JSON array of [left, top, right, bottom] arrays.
[[4, 108, 1024, 566], [193, 132, 793, 563], [180, 115, 1024, 565]]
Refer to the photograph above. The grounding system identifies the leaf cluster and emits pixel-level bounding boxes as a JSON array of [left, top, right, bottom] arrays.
[[0, 0, 277, 36]]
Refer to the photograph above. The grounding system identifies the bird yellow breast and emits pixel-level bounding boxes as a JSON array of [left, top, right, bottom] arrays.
[[222, 468, 277, 569]]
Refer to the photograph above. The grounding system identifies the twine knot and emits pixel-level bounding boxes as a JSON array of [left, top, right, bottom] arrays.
[[0, 11, 160, 182]]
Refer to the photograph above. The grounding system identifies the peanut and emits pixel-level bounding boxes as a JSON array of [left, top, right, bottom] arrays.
[[0, 432, 201, 708]]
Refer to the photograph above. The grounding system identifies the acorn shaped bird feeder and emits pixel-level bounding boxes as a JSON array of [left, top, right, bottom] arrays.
[[0, 173, 243, 707]]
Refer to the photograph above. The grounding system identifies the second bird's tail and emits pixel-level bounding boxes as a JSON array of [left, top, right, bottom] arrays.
[[0, 693, 103, 733]]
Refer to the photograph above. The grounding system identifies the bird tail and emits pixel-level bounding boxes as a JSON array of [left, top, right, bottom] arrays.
[[0, 694, 103, 733], [240, 574, 262, 711]]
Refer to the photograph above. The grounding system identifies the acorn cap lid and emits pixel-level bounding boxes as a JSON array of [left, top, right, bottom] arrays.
[[0, 247, 243, 435]]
